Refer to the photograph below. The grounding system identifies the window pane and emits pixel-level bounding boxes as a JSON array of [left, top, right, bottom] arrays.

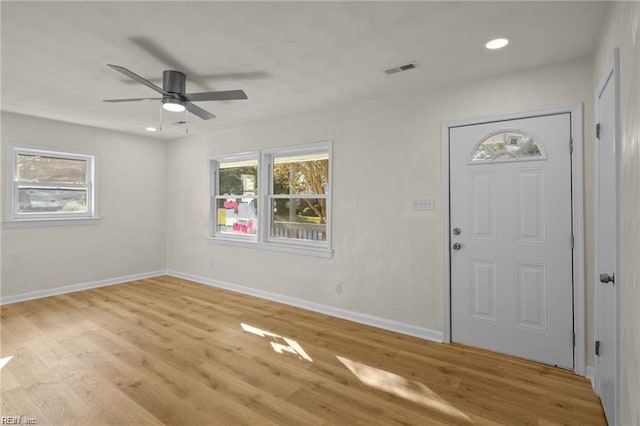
[[273, 152, 329, 195], [215, 197, 258, 236], [271, 198, 326, 242], [18, 154, 87, 183], [219, 159, 258, 196], [18, 188, 87, 213], [471, 132, 545, 163]]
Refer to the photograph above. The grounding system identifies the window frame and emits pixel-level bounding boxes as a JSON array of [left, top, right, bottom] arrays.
[[209, 151, 260, 243], [262, 142, 332, 251], [5, 145, 98, 225], [208, 141, 333, 257]]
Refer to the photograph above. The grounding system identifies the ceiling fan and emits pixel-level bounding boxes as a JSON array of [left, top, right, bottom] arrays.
[[103, 64, 247, 120]]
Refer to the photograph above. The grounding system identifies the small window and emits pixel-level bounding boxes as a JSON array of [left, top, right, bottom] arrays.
[[211, 154, 259, 240], [471, 131, 546, 163], [7, 146, 96, 221]]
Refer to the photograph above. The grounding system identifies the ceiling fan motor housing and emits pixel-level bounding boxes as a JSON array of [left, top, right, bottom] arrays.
[[163, 70, 186, 95], [162, 70, 186, 109]]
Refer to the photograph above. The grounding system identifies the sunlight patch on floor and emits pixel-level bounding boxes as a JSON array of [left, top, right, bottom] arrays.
[[336, 355, 471, 422], [0, 356, 14, 369], [241, 323, 313, 362]]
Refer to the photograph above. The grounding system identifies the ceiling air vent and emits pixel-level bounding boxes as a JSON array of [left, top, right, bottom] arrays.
[[384, 61, 419, 75]]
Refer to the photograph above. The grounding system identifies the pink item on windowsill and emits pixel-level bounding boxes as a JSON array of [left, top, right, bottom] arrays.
[[232, 220, 254, 233]]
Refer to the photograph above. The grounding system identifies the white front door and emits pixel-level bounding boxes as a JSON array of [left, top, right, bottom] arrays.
[[595, 52, 618, 426], [449, 113, 574, 368]]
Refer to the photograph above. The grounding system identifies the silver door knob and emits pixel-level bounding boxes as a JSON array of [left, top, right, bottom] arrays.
[[452, 242, 462, 250], [599, 273, 615, 284]]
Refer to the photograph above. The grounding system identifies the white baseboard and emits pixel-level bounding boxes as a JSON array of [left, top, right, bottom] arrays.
[[586, 365, 596, 390], [0, 270, 167, 305], [167, 270, 443, 343]]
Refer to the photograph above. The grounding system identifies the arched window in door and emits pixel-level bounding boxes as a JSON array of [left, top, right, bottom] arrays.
[[470, 130, 547, 163]]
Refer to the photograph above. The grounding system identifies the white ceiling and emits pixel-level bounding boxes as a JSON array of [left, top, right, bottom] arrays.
[[1, 1, 608, 139]]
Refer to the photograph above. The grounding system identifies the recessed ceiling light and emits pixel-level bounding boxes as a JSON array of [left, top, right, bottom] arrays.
[[145, 127, 157, 132], [485, 38, 510, 50]]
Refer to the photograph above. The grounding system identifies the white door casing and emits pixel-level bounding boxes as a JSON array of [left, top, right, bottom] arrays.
[[594, 49, 619, 426], [449, 114, 573, 368]]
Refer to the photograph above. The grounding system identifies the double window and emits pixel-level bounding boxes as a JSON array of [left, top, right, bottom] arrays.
[[209, 142, 332, 256], [6, 146, 97, 222]]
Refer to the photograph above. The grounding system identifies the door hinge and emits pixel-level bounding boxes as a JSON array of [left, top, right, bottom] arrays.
[[572, 332, 576, 347], [595, 340, 600, 356], [570, 234, 575, 250], [596, 123, 601, 139], [569, 137, 574, 153]]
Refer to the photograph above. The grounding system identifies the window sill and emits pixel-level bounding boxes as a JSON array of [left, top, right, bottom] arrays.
[[206, 236, 333, 258], [3, 217, 102, 229]]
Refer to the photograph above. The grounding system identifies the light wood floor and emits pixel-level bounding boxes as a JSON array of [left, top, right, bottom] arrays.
[[1, 276, 605, 425]]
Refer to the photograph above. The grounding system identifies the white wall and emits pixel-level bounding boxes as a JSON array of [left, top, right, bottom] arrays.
[[166, 57, 593, 340], [594, 3, 640, 424], [1, 112, 168, 297]]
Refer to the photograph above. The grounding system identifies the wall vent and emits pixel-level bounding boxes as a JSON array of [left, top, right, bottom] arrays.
[[384, 61, 419, 75]]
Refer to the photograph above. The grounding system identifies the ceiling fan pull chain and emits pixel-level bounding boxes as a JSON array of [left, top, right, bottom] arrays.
[[159, 102, 164, 132]]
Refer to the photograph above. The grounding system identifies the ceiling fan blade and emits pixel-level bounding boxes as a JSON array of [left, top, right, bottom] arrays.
[[186, 102, 216, 120], [107, 64, 167, 95], [185, 90, 248, 102], [103, 97, 161, 103]]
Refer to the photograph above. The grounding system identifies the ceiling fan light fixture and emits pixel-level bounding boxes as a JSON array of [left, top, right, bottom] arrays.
[[162, 99, 186, 112]]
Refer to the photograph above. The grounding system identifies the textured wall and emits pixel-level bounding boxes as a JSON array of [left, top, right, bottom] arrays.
[[166, 57, 592, 337], [1, 113, 168, 296], [594, 2, 640, 424]]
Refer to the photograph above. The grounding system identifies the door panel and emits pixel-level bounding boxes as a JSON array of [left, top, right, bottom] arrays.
[[514, 168, 546, 243], [450, 114, 573, 369], [595, 63, 617, 425], [515, 262, 548, 331], [470, 171, 497, 240], [470, 259, 497, 321]]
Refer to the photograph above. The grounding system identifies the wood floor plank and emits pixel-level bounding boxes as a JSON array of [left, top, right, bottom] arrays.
[[1, 276, 606, 425]]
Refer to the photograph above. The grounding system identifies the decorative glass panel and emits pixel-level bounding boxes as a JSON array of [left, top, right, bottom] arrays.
[[471, 131, 546, 163]]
